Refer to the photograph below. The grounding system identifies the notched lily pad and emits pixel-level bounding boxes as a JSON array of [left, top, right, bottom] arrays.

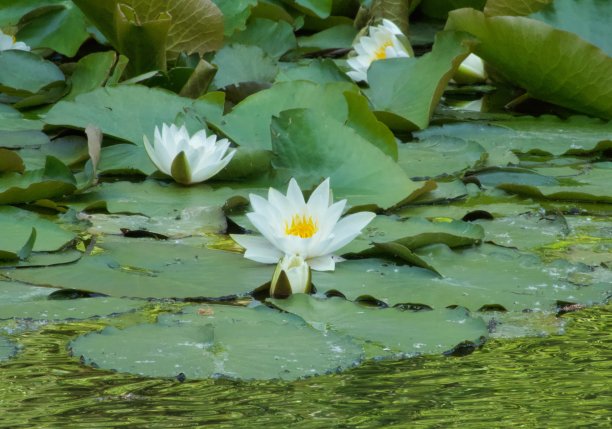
[[70, 303, 363, 380]]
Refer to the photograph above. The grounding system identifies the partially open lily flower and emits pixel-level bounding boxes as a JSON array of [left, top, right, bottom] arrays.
[[454, 53, 487, 84], [270, 254, 312, 298], [143, 123, 236, 185], [346, 19, 411, 83], [232, 178, 375, 271], [0, 30, 30, 52]]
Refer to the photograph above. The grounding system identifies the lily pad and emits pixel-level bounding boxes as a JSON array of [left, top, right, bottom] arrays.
[[229, 18, 296, 58], [497, 163, 612, 203], [44, 85, 225, 145], [210, 44, 278, 89], [4, 236, 272, 299], [70, 303, 363, 380], [365, 31, 474, 130], [0, 50, 65, 96], [0, 206, 76, 255], [212, 0, 258, 36], [0, 280, 143, 321], [312, 244, 610, 312], [271, 295, 488, 358], [215, 80, 358, 150], [271, 108, 429, 209], [446, 8, 612, 119]]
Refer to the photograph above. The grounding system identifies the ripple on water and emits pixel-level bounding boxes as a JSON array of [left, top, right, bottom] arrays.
[[0, 305, 610, 428]]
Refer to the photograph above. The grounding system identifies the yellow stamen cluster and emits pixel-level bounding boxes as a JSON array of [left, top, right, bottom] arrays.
[[373, 40, 393, 60], [285, 214, 318, 238]]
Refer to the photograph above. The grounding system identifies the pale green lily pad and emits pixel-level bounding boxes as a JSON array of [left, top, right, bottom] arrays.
[[297, 24, 356, 50], [215, 80, 358, 150], [399, 136, 487, 179], [0, 130, 49, 148], [498, 163, 612, 203], [211, 44, 278, 89], [0, 206, 76, 254], [446, 9, 612, 119], [44, 85, 225, 145], [313, 244, 610, 311], [475, 211, 568, 250], [270, 295, 488, 359], [63, 180, 248, 219], [416, 117, 612, 157], [0, 336, 16, 362], [271, 108, 428, 209], [408, 180, 468, 205], [212, 0, 258, 36], [0, 280, 142, 321], [365, 31, 474, 130], [229, 18, 296, 58], [0, 156, 76, 205], [275, 59, 351, 84], [0, 50, 65, 96], [64, 52, 117, 101], [341, 216, 484, 255], [70, 303, 363, 380], [97, 144, 156, 176], [0, 249, 83, 268], [4, 237, 272, 299]]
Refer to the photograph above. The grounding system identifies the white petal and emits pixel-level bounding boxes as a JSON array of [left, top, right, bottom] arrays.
[[307, 255, 336, 271], [231, 235, 283, 264], [286, 178, 306, 207], [324, 211, 376, 254], [306, 178, 330, 214]]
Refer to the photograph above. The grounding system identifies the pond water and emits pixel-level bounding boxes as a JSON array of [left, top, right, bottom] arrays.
[[1, 303, 609, 428]]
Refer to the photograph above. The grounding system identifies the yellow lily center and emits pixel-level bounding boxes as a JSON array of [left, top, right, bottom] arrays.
[[285, 214, 318, 238], [373, 40, 393, 60]]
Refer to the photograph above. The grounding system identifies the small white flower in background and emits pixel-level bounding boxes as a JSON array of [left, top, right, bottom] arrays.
[[270, 254, 312, 298], [143, 123, 236, 185], [454, 53, 487, 84], [231, 178, 375, 272], [0, 29, 30, 52], [346, 19, 411, 83]]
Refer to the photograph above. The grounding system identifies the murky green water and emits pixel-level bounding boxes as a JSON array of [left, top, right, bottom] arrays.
[[1, 303, 609, 428]]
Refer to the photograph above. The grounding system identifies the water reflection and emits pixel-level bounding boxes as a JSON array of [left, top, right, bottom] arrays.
[[0, 304, 610, 428]]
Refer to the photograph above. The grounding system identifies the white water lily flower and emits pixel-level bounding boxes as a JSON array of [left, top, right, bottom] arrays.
[[0, 30, 30, 52], [143, 123, 236, 185], [231, 178, 376, 271], [454, 53, 487, 84], [346, 18, 411, 83], [270, 254, 312, 298]]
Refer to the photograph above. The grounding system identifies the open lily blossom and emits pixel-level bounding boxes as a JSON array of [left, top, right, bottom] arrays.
[[454, 53, 487, 84], [346, 19, 411, 83], [0, 30, 30, 51], [143, 123, 236, 185], [231, 178, 376, 271]]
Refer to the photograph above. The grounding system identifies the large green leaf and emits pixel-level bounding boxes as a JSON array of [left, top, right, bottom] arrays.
[[4, 236, 272, 299], [497, 162, 612, 203], [271, 108, 429, 209], [446, 8, 612, 119], [230, 18, 296, 58], [70, 303, 363, 380], [0, 206, 75, 256], [271, 295, 488, 358], [484, 0, 551, 16], [44, 85, 224, 145], [210, 44, 278, 89], [216, 80, 358, 150], [72, 0, 224, 60], [529, 0, 611, 56], [0, 50, 65, 96], [312, 244, 611, 311], [365, 31, 474, 130], [0, 0, 64, 26], [0, 280, 143, 321], [64, 52, 117, 101], [419, 0, 485, 19], [0, 156, 76, 205], [212, 0, 258, 36], [416, 116, 612, 157], [16, 1, 90, 57]]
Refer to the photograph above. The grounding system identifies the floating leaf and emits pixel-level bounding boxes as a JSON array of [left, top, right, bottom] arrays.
[[212, 0, 258, 36], [0, 50, 64, 96], [484, 0, 551, 17], [271, 295, 488, 358], [271, 108, 429, 209], [70, 303, 363, 380], [365, 31, 474, 130], [4, 237, 272, 299], [211, 44, 278, 89], [446, 8, 612, 119], [230, 18, 296, 58]]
